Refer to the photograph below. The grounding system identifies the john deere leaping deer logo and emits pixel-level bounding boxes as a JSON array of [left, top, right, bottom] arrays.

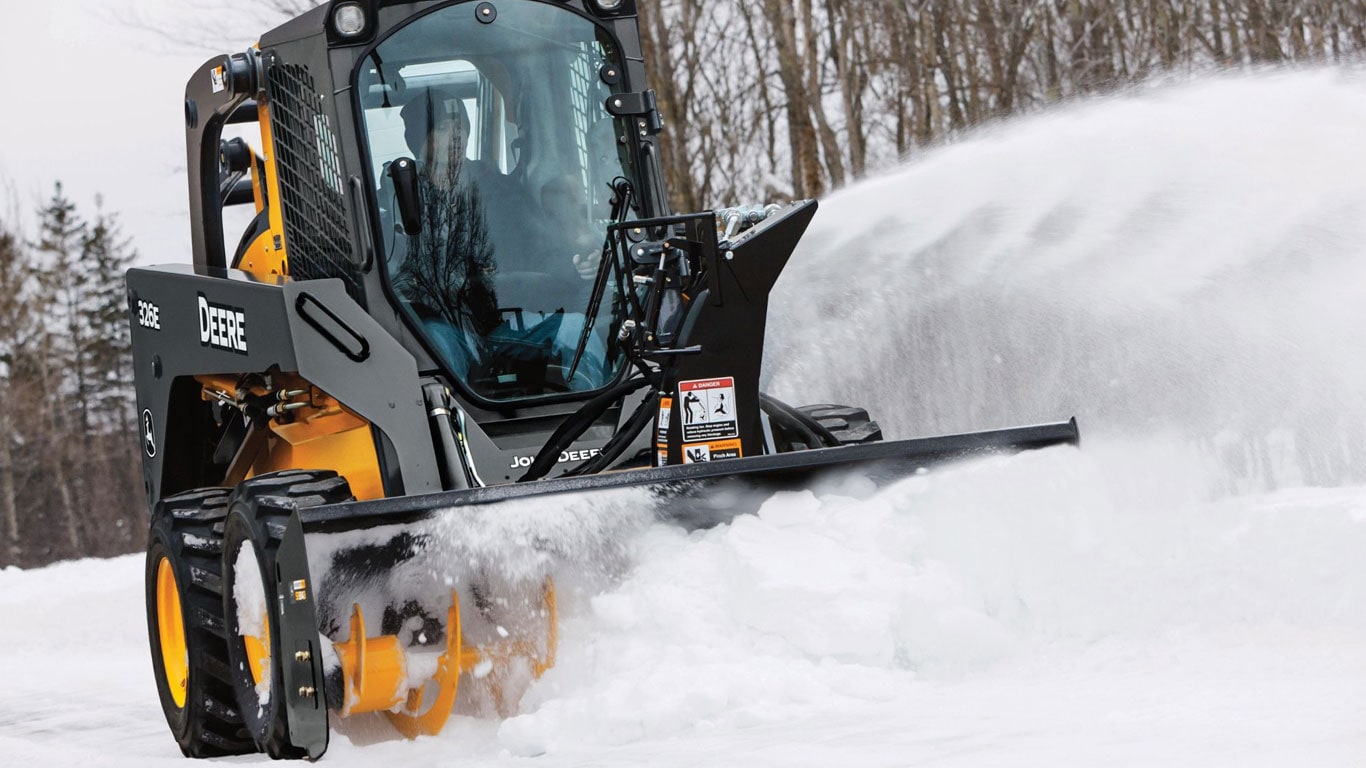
[[142, 409, 157, 459]]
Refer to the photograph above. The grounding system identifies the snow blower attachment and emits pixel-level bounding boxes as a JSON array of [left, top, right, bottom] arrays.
[[130, 0, 1079, 760]]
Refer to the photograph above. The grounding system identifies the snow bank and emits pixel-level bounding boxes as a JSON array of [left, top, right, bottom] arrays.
[[498, 443, 1366, 756]]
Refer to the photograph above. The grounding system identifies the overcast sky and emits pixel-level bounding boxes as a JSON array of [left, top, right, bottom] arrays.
[[0, 0, 276, 265]]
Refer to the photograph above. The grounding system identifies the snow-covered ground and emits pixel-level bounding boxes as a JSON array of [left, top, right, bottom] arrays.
[[4, 70, 1366, 765], [2, 447, 1364, 766]]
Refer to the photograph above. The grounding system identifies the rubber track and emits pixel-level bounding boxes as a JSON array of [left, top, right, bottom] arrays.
[[773, 404, 884, 451], [224, 469, 353, 760], [152, 488, 255, 757], [798, 404, 884, 445]]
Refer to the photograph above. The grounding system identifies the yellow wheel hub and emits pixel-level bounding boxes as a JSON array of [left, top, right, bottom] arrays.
[[245, 612, 271, 687], [155, 557, 189, 709]]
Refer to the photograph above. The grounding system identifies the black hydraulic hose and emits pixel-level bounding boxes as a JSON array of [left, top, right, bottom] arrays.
[[518, 376, 654, 483], [422, 383, 470, 491], [759, 393, 842, 450], [563, 389, 660, 478]]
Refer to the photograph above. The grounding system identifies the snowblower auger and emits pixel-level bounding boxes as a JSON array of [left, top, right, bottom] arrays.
[[130, 0, 1079, 759]]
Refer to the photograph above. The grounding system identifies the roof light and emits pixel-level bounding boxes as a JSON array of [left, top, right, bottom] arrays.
[[333, 3, 367, 37]]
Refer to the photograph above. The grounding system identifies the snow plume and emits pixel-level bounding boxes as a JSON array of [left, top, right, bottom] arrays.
[[767, 68, 1366, 494], [494, 70, 1366, 759]]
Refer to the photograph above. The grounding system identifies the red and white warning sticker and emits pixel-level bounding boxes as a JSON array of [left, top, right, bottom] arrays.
[[679, 377, 739, 443]]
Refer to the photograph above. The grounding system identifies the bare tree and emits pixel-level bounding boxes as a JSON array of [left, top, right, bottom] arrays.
[[0, 213, 34, 560], [641, 0, 1366, 209]]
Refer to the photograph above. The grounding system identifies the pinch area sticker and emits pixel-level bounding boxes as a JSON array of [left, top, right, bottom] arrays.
[[683, 439, 742, 464]]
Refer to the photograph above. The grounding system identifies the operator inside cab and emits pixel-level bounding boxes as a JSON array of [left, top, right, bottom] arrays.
[[357, 2, 635, 403]]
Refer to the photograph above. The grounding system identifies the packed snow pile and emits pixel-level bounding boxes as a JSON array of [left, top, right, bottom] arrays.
[[2, 444, 1362, 766], [497, 443, 1366, 761]]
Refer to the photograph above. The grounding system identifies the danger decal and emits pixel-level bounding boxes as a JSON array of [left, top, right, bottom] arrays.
[[679, 377, 739, 443]]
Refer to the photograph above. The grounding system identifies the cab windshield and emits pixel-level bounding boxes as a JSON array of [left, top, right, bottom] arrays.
[[358, 2, 634, 402]]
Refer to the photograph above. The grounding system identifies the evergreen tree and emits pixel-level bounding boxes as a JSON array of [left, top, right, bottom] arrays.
[[0, 183, 145, 567], [82, 196, 137, 437], [80, 197, 141, 553], [30, 182, 88, 557], [0, 214, 38, 563]]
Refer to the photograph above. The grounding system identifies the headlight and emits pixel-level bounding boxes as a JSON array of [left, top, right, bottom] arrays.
[[593, 0, 625, 11], [333, 3, 367, 37]]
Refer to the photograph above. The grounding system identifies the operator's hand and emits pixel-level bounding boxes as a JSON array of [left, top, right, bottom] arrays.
[[572, 251, 599, 281]]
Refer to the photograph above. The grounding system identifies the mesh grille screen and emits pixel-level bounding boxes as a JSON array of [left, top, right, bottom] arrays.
[[267, 60, 361, 298]]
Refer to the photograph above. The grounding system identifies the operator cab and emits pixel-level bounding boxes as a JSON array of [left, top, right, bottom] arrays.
[[356, 1, 638, 403]]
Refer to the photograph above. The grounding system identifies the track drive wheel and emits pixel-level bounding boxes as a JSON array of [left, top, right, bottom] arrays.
[[769, 400, 884, 452], [799, 404, 884, 446], [222, 470, 353, 760], [145, 488, 255, 758]]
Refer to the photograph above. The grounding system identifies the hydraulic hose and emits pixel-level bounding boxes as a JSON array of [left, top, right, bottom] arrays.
[[518, 376, 654, 483], [422, 383, 471, 491], [563, 389, 660, 477]]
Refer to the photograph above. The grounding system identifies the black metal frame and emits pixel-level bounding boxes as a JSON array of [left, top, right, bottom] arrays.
[[185, 56, 261, 271], [305, 419, 1083, 531]]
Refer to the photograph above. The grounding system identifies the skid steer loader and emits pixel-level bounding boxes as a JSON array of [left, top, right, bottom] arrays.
[[130, 0, 1079, 759]]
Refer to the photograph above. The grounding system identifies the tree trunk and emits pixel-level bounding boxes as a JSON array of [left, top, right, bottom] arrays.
[[1209, 0, 1226, 62], [802, 0, 846, 189], [0, 403, 18, 552], [640, 1, 701, 214], [762, 0, 824, 198], [38, 335, 80, 557]]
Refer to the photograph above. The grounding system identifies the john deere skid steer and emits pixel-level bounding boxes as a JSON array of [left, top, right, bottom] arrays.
[[130, 0, 1078, 759]]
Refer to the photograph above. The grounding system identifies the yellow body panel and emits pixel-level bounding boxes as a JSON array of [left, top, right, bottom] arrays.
[[247, 412, 385, 501], [234, 228, 279, 278], [234, 101, 289, 281], [195, 374, 385, 501]]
